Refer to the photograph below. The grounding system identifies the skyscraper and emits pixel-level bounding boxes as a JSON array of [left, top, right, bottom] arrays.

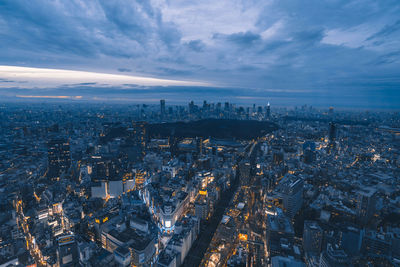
[[188, 101, 195, 115], [224, 102, 230, 111], [357, 187, 377, 224], [329, 106, 334, 116], [303, 221, 323, 254], [319, 244, 351, 267], [277, 176, 304, 218], [131, 121, 147, 149], [160, 99, 166, 117], [47, 138, 71, 179], [57, 235, 79, 267], [266, 102, 271, 118], [266, 214, 295, 258], [303, 141, 316, 164], [328, 122, 336, 142]]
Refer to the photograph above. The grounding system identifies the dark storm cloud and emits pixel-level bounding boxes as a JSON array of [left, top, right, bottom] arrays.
[[118, 68, 132, 73], [366, 20, 400, 41], [293, 29, 325, 44], [157, 67, 193, 76], [0, 1, 97, 57], [214, 31, 261, 46], [186, 40, 206, 52], [0, 78, 14, 83]]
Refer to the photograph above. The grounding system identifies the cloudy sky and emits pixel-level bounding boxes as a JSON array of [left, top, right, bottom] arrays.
[[0, 0, 399, 108]]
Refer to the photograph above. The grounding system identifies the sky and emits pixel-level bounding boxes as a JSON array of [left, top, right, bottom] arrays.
[[0, 0, 399, 108]]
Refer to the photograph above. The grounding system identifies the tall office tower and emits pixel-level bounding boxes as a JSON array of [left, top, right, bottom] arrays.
[[134, 169, 146, 190], [319, 244, 352, 267], [203, 100, 208, 109], [328, 122, 336, 142], [303, 221, 323, 254], [278, 176, 304, 218], [266, 102, 271, 118], [329, 106, 334, 116], [303, 141, 316, 164], [47, 138, 71, 179], [196, 137, 203, 155], [339, 226, 363, 256], [239, 161, 251, 186], [131, 121, 147, 148], [127, 121, 147, 160], [188, 101, 195, 114], [92, 160, 108, 182], [266, 214, 295, 258], [356, 187, 377, 224], [57, 235, 79, 267], [272, 151, 284, 165], [327, 122, 337, 153], [195, 196, 209, 220], [224, 102, 230, 111], [160, 99, 166, 117], [303, 149, 316, 164]]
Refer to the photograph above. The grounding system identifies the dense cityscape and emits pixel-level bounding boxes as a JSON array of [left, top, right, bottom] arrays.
[[0, 101, 399, 267]]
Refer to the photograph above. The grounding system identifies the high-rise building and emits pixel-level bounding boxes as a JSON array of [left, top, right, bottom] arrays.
[[356, 187, 377, 224], [272, 151, 284, 165], [319, 244, 352, 267], [92, 160, 108, 182], [160, 99, 166, 117], [362, 230, 391, 257], [216, 102, 221, 111], [224, 102, 230, 111], [47, 138, 71, 179], [303, 141, 316, 164], [266, 102, 271, 118], [303, 149, 316, 164], [114, 246, 131, 267], [134, 169, 146, 190], [303, 221, 323, 254], [339, 225, 363, 256], [203, 100, 208, 109], [188, 101, 195, 115], [239, 161, 251, 186], [271, 256, 305, 267], [328, 122, 336, 142], [57, 235, 79, 267], [195, 198, 208, 220], [277, 176, 304, 218], [130, 121, 147, 149], [329, 106, 334, 116], [266, 214, 295, 258]]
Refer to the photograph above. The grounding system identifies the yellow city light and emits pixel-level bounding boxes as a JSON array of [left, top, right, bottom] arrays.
[[239, 233, 248, 241], [199, 190, 207, 195]]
